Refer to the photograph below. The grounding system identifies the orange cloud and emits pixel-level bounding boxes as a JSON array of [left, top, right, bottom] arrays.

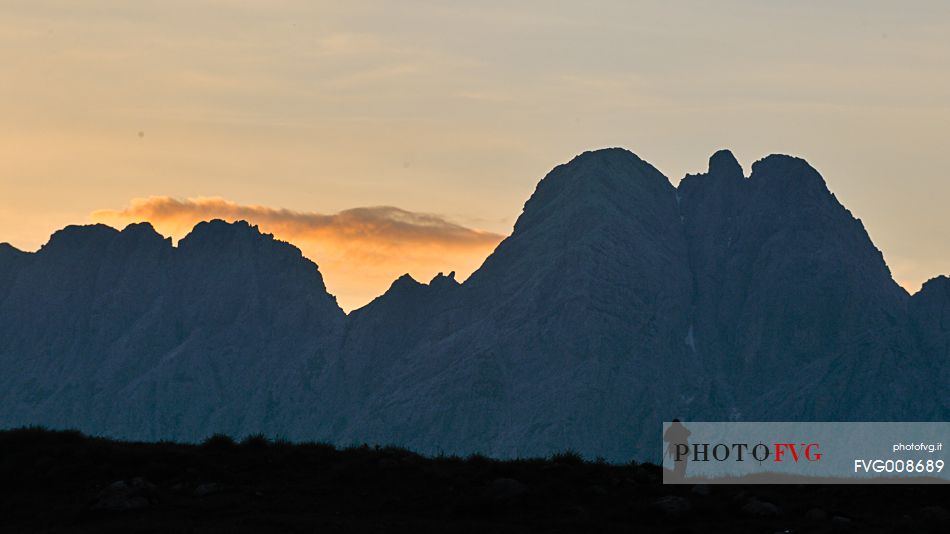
[[91, 197, 505, 312]]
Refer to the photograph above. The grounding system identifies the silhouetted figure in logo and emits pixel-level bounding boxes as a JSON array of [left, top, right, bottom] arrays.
[[664, 419, 690, 481]]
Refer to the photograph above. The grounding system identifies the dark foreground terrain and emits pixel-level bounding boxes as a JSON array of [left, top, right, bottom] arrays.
[[1, 428, 947, 533]]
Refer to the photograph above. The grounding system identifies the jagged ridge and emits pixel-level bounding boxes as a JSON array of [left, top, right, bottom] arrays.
[[0, 148, 947, 461]]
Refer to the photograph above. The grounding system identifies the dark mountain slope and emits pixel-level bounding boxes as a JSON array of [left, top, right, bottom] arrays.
[[339, 149, 699, 460], [0, 221, 344, 441], [0, 242, 29, 303], [0, 147, 946, 461], [678, 151, 932, 421], [909, 276, 950, 413]]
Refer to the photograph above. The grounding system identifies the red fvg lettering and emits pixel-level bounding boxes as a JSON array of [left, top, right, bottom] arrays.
[[774, 443, 822, 462]]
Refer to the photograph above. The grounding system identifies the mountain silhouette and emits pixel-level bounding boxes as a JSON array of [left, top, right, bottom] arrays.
[[0, 148, 946, 461]]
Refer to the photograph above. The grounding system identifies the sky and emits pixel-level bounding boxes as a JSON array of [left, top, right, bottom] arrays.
[[1, 1, 949, 311]]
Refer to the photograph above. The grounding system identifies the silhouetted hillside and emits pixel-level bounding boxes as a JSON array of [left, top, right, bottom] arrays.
[[1, 148, 948, 461], [1, 428, 948, 533]]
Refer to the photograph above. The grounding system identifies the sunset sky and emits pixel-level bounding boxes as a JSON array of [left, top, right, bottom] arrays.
[[2, 1, 949, 310]]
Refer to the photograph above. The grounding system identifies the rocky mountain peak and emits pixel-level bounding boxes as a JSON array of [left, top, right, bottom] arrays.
[[105, 223, 174, 261], [387, 273, 423, 294], [178, 219, 273, 251], [510, 147, 675, 237], [118, 222, 168, 242], [707, 149, 744, 179], [40, 224, 120, 256], [747, 154, 832, 200], [0, 242, 26, 258], [918, 275, 950, 295], [428, 271, 458, 290], [356, 271, 459, 316], [0, 146, 946, 462]]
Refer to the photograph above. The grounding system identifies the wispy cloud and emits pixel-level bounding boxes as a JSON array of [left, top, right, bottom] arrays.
[[92, 196, 501, 247], [91, 197, 504, 311]]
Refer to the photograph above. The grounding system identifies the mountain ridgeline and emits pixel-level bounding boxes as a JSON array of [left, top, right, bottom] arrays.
[[1, 148, 947, 461]]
